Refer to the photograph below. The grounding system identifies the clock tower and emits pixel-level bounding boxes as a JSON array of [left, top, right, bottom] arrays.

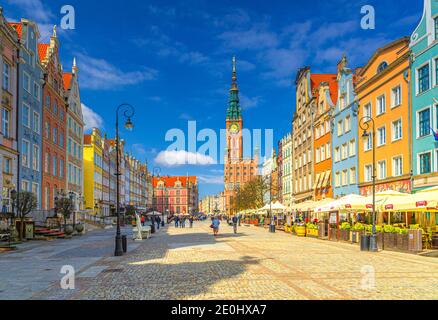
[[223, 57, 258, 215], [225, 56, 243, 161]]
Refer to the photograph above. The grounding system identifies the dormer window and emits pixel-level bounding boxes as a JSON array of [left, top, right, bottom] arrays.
[[377, 62, 388, 74]]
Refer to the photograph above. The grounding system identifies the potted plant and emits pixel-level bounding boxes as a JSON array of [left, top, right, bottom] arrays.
[[351, 223, 365, 243], [339, 222, 351, 242], [306, 223, 319, 238], [329, 223, 338, 241], [396, 228, 409, 252], [383, 225, 397, 250]]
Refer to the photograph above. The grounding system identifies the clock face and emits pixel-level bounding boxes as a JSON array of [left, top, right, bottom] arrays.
[[229, 123, 240, 135]]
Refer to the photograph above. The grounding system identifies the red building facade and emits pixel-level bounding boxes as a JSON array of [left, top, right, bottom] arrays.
[[39, 27, 67, 210], [152, 176, 198, 215]]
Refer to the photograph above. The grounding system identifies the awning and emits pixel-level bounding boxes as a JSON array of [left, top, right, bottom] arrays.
[[322, 171, 331, 187], [317, 171, 326, 189], [313, 173, 321, 189]]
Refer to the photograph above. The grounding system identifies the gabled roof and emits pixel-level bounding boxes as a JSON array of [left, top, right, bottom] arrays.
[[38, 43, 49, 62], [311, 74, 338, 102], [63, 72, 73, 91], [8, 22, 22, 39], [153, 176, 197, 188]]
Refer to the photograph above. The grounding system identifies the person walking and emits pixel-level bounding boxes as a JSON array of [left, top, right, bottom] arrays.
[[211, 216, 220, 236], [189, 216, 194, 228], [232, 215, 238, 234], [156, 216, 161, 230], [174, 216, 179, 228], [141, 215, 145, 227]]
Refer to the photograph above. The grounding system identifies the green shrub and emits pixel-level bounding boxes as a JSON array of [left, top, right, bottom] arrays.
[[340, 222, 351, 230]]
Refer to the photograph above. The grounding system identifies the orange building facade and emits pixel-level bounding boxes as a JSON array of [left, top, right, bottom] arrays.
[[153, 176, 198, 215], [356, 37, 412, 196], [313, 77, 338, 200]]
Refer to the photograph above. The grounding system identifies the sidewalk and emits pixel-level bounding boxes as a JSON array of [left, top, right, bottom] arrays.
[[0, 226, 141, 300]]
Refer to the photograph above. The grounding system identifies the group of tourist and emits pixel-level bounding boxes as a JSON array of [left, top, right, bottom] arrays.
[[174, 215, 194, 229], [140, 215, 162, 230]]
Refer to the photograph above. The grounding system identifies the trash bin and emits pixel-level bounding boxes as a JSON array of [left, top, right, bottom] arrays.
[[269, 224, 276, 233], [150, 224, 156, 234], [360, 234, 370, 251], [122, 235, 127, 253]]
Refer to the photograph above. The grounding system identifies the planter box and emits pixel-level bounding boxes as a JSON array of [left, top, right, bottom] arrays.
[[339, 229, 350, 242], [383, 233, 397, 250], [408, 230, 422, 252], [376, 232, 384, 250], [396, 234, 409, 252], [306, 228, 319, 238], [351, 231, 362, 244]]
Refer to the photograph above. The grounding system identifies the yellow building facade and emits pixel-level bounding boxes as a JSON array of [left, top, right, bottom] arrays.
[[356, 37, 412, 196], [83, 128, 104, 215]]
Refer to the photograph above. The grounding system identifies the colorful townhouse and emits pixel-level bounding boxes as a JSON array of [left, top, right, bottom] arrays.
[[39, 27, 67, 210], [0, 12, 19, 212], [356, 37, 412, 196], [280, 132, 293, 209], [8, 20, 43, 208], [410, 0, 438, 191], [153, 176, 198, 215], [83, 128, 104, 215], [64, 58, 84, 212], [292, 67, 336, 203], [313, 76, 337, 200], [332, 55, 360, 198], [101, 135, 111, 216]]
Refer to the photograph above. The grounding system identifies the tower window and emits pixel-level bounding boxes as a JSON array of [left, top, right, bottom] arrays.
[[377, 62, 388, 74]]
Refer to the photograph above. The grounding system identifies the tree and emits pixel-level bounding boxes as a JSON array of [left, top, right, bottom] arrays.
[[230, 176, 271, 212], [55, 192, 74, 232], [14, 191, 37, 241]]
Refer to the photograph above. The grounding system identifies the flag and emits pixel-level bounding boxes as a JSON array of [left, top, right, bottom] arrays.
[[430, 127, 438, 142]]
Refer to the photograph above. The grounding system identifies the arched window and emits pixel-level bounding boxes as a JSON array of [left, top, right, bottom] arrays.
[[377, 61, 388, 74]]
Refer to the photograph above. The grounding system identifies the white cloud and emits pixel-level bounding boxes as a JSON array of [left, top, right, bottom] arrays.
[[240, 94, 262, 110], [218, 24, 279, 51], [7, 0, 54, 23], [154, 150, 216, 167], [82, 103, 104, 132], [76, 53, 158, 90], [179, 51, 210, 65], [198, 175, 224, 185]]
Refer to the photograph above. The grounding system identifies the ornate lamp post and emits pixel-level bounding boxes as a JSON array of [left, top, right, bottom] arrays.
[[359, 116, 378, 252], [114, 104, 135, 257]]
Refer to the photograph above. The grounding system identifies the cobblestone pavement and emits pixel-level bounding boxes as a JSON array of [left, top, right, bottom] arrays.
[[3, 222, 438, 300]]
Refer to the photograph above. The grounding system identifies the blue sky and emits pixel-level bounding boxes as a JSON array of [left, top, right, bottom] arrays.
[[4, 0, 422, 198]]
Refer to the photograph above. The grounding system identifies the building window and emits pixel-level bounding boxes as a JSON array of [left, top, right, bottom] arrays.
[[341, 143, 348, 160], [53, 155, 57, 176], [34, 82, 41, 101], [364, 133, 372, 151], [377, 127, 386, 146], [349, 140, 356, 157], [326, 142, 331, 159], [342, 170, 348, 186], [2, 109, 10, 138], [419, 152, 431, 175], [23, 72, 31, 92], [2, 62, 10, 91], [377, 61, 388, 74], [60, 132, 64, 148], [376, 95, 386, 115], [60, 159, 64, 178], [46, 95, 51, 108], [4, 158, 11, 174], [393, 156, 403, 177], [391, 85, 401, 107], [334, 147, 340, 162], [418, 64, 430, 94], [45, 153, 50, 173], [436, 58, 438, 87], [33, 144, 40, 171], [53, 101, 58, 115], [365, 165, 373, 182], [335, 172, 341, 187], [337, 120, 343, 137], [23, 103, 30, 128], [418, 108, 431, 137], [22, 180, 30, 192], [45, 122, 50, 139], [53, 127, 58, 144], [350, 167, 356, 184], [22, 140, 30, 168], [33, 112, 40, 134], [378, 160, 386, 180], [344, 115, 351, 132], [435, 17, 438, 40], [392, 119, 402, 141], [364, 103, 372, 119]]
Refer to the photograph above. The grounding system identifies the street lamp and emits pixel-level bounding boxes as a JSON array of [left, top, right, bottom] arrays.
[[359, 115, 378, 252], [114, 103, 135, 257]]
